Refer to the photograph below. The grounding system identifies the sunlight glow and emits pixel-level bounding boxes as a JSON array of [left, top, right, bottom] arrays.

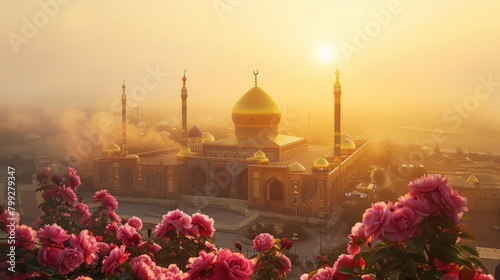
[[316, 45, 334, 64]]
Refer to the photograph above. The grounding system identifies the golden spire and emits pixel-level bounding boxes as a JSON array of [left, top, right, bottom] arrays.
[[253, 69, 259, 86], [181, 70, 187, 92], [122, 80, 126, 91], [334, 65, 341, 87]]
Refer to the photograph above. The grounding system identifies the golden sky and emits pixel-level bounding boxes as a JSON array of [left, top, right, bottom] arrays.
[[2, 1, 500, 135]]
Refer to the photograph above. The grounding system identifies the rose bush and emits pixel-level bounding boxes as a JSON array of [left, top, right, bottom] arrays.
[[302, 174, 494, 279], [0, 168, 494, 279], [0, 167, 293, 279]]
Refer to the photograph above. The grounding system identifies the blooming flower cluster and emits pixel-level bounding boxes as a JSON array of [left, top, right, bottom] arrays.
[[0, 167, 293, 280], [302, 174, 494, 279], [0, 167, 494, 279]]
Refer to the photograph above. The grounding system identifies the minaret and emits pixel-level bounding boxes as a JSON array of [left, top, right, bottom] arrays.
[[181, 71, 188, 147], [333, 67, 342, 156], [121, 81, 128, 156]]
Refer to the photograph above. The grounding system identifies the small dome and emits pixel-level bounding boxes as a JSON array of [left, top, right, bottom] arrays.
[[312, 157, 330, 171], [138, 122, 147, 128], [202, 132, 215, 143], [341, 133, 352, 140], [353, 134, 367, 141], [341, 138, 356, 151], [125, 154, 139, 159], [467, 174, 479, 184], [102, 142, 121, 157], [188, 125, 202, 138], [289, 162, 306, 172], [177, 147, 192, 156], [251, 150, 269, 165]]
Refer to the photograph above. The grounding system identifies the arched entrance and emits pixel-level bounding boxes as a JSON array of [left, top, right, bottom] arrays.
[[189, 165, 207, 195], [266, 178, 285, 212]]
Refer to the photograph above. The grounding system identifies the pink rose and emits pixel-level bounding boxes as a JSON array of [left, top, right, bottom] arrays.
[[75, 277, 93, 280], [127, 216, 143, 230], [186, 250, 217, 279], [252, 233, 275, 252], [117, 224, 140, 246], [138, 240, 162, 254], [97, 242, 111, 256], [102, 245, 130, 277], [59, 186, 77, 204], [213, 248, 254, 279], [37, 223, 70, 244], [397, 193, 431, 218], [38, 243, 63, 267], [156, 209, 193, 238], [361, 274, 376, 280], [429, 184, 468, 224], [130, 255, 156, 280], [276, 252, 291, 274], [385, 205, 423, 243], [67, 166, 81, 190], [108, 210, 120, 223], [106, 222, 118, 234], [42, 186, 59, 201], [70, 229, 98, 266], [347, 222, 366, 255], [74, 203, 91, 219], [55, 248, 84, 275], [14, 225, 36, 250], [156, 264, 184, 279], [361, 201, 393, 240], [408, 174, 448, 193], [332, 254, 363, 280], [190, 213, 215, 237], [311, 267, 336, 279], [94, 190, 119, 211]]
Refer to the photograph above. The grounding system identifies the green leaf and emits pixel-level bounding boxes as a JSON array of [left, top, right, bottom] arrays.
[[460, 245, 479, 257], [407, 253, 427, 264], [436, 232, 457, 245], [338, 267, 354, 275], [368, 247, 400, 263], [456, 225, 475, 240], [407, 236, 424, 252], [40, 266, 57, 276]]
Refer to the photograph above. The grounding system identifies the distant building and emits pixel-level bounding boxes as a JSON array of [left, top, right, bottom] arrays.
[[93, 69, 369, 218]]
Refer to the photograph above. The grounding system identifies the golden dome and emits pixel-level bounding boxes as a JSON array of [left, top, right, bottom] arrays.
[[232, 86, 281, 129], [312, 157, 330, 171], [251, 150, 269, 165], [467, 174, 479, 184], [177, 147, 192, 156], [102, 142, 121, 157], [125, 154, 139, 159], [201, 132, 215, 143], [289, 162, 306, 172]]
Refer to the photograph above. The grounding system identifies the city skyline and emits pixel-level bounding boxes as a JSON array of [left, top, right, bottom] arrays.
[[2, 1, 500, 153]]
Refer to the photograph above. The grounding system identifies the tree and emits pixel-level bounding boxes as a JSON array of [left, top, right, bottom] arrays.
[[372, 169, 385, 187]]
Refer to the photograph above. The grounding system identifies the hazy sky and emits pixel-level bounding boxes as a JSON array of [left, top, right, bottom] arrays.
[[2, 1, 500, 135]]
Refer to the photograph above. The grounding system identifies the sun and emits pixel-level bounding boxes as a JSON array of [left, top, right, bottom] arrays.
[[316, 44, 335, 64]]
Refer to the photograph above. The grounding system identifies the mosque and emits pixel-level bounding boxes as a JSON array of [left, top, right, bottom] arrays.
[[93, 69, 370, 218]]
